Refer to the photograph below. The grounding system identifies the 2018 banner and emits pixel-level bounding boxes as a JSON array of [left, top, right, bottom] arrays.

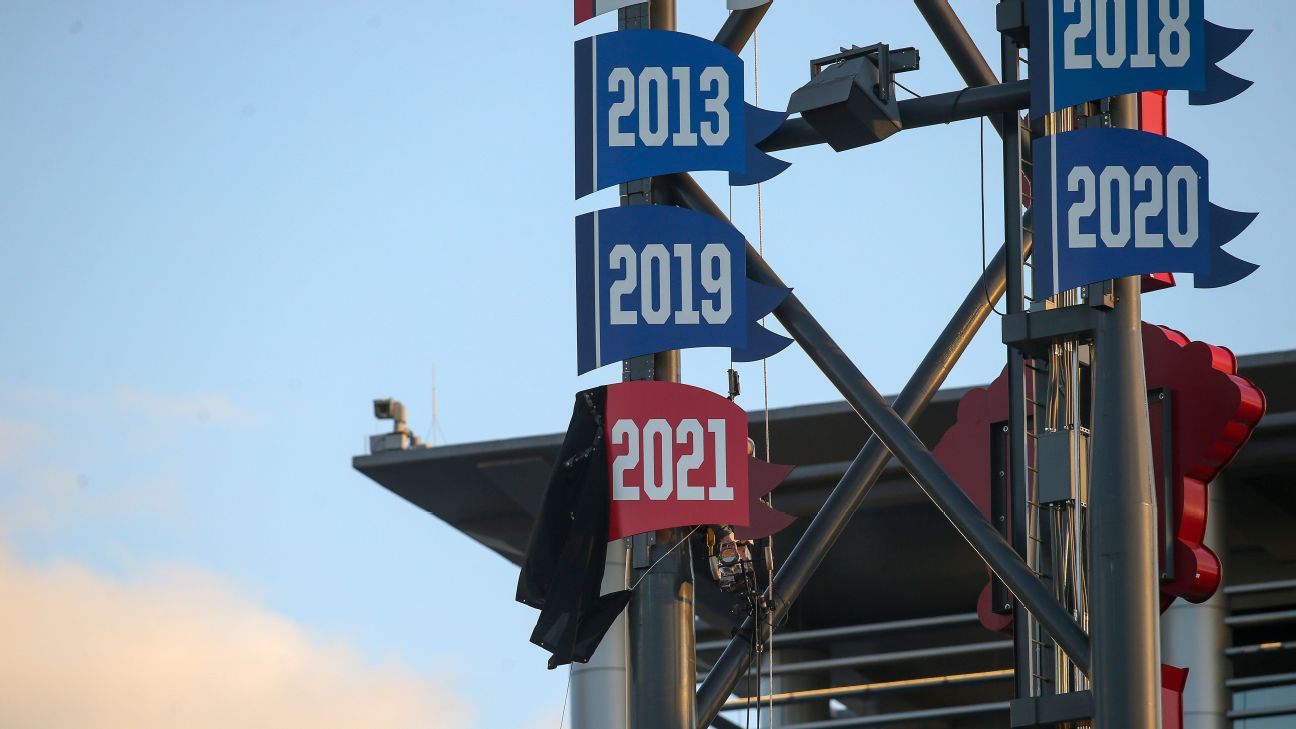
[[605, 380, 793, 541], [575, 205, 791, 374], [1029, 0, 1252, 117], [1032, 128, 1256, 299], [574, 30, 788, 198]]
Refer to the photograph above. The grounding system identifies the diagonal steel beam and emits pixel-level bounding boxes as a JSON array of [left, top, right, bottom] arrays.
[[714, 2, 771, 52], [668, 174, 1090, 727], [670, 172, 1082, 728], [914, 0, 1004, 133]]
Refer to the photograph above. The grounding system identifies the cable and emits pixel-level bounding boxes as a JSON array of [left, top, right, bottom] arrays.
[[556, 665, 572, 729], [980, 115, 1006, 317], [628, 526, 701, 591], [894, 78, 923, 98], [754, 29, 777, 728]]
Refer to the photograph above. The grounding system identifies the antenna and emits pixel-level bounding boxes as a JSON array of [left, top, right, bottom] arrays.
[[428, 361, 445, 446]]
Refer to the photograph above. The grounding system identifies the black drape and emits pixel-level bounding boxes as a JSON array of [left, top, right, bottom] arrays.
[[516, 386, 632, 669]]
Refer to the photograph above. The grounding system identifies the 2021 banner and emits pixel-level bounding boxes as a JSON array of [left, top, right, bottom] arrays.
[[575, 205, 791, 374], [1032, 128, 1257, 299], [605, 380, 793, 541], [1029, 0, 1251, 117], [574, 30, 788, 198]]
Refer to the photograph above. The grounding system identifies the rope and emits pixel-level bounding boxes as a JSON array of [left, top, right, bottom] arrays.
[[980, 115, 1005, 317], [555, 665, 572, 729], [628, 526, 700, 591], [753, 29, 777, 728]]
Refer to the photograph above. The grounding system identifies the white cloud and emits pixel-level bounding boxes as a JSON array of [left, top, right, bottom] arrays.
[[0, 466, 183, 535], [0, 540, 470, 729], [0, 415, 52, 465], [109, 387, 263, 427], [1, 382, 264, 430]]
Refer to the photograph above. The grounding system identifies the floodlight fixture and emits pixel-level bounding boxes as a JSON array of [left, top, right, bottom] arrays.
[[787, 43, 920, 152]]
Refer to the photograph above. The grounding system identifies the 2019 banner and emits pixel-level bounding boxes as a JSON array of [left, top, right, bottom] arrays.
[[574, 30, 788, 198], [605, 380, 793, 541], [575, 205, 791, 374], [1029, 0, 1251, 117], [1032, 128, 1256, 299]]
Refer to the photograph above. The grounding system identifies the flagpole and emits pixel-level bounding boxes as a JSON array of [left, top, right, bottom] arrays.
[[617, 2, 696, 727]]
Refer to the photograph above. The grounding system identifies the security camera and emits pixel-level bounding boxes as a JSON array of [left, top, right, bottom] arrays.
[[373, 398, 407, 425], [370, 398, 419, 453]]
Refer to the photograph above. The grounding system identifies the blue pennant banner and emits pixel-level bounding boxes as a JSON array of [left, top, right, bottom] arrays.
[[575, 205, 792, 374], [1033, 128, 1257, 300], [1029, 0, 1252, 117], [574, 30, 789, 198]]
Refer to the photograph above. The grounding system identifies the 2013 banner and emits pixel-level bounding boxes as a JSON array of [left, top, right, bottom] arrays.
[[605, 380, 793, 541], [575, 205, 791, 374], [574, 29, 788, 198], [1029, 0, 1252, 117], [1032, 128, 1257, 299], [574, 0, 771, 26]]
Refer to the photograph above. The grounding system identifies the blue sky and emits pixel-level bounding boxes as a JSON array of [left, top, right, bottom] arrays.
[[0, 1, 1291, 727]]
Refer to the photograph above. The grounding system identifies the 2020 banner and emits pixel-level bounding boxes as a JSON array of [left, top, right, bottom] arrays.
[[575, 205, 791, 374], [1029, 0, 1252, 117], [605, 380, 793, 541], [1032, 128, 1256, 299], [574, 30, 788, 198]]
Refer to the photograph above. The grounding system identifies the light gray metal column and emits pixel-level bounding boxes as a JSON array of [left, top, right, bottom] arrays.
[[1162, 480, 1231, 729], [572, 545, 630, 729], [1088, 93, 1162, 729]]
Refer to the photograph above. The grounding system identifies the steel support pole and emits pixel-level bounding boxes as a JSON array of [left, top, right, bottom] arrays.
[[1088, 94, 1162, 729], [623, 7, 695, 729], [1000, 31, 1036, 703]]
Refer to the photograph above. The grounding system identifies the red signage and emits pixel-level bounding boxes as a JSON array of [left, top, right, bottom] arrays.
[[933, 323, 1264, 629], [604, 381, 792, 541]]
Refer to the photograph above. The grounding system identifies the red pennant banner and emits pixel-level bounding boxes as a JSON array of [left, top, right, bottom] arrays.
[[605, 381, 793, 541]]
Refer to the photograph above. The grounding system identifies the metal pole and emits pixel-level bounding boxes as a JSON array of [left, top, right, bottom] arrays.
[[999, 30, 1036, 703], [759, 80, 1030, 153], [622, 5, 695, 728], [571, 545, 630, 729], [713, 2, 769, 52], [1088, 93, 1162, 729]]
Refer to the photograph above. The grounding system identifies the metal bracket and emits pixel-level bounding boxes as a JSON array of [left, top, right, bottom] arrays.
[[623, 355, 656, 382], [1002, 304, 1099, 357], [996, 0, 1030, 46], [990, 420, 1012, 615], [631, 531, 657, 569], [1149, 387, 1176, 582], [809, 43, 919, 103], [1010, 690, 1094, 728]]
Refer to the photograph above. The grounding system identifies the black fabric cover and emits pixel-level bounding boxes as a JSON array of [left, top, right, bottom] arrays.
[[516, 386, 633, 669]]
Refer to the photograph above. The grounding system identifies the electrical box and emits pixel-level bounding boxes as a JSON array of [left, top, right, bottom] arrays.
[[370, 431, 411, 454], [1037, 428, 1089, 506]]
